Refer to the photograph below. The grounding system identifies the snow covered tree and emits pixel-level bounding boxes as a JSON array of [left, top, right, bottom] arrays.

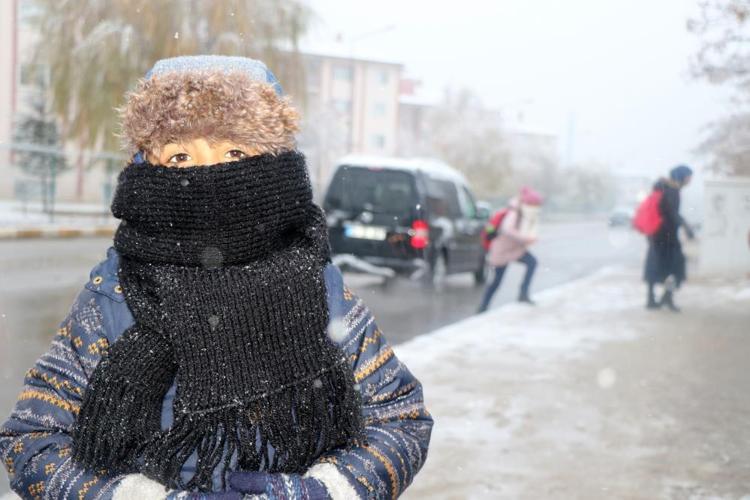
[[427, 89, 514, 199], [27, 0, 312, 196], [13, 76, 69, 215]]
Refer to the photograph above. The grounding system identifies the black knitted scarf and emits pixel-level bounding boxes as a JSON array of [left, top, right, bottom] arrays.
[[72, 151, 363, 491]]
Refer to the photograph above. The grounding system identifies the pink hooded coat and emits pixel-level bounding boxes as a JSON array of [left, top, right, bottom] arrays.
[[487, 199, 536, 267]]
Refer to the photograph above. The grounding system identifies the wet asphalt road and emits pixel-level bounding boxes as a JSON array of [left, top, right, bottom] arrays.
[[346, 218, 644, 344], [0, 219, 644, 449]]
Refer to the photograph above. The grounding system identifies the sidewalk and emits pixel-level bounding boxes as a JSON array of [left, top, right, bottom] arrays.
[[397, 267, 750, 499], [0, 201, 116, 240]]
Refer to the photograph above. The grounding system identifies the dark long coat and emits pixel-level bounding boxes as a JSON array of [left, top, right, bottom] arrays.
[[644, 180, 686, 286]]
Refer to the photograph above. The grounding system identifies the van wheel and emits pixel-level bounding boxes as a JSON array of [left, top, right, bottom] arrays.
[[425, 252, 447, 292], [474, 254, 490, 285]]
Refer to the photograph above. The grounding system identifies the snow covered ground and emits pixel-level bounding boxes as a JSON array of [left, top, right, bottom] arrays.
[[397, 267, 750, 499]]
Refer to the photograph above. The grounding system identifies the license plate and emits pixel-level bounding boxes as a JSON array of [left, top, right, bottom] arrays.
[[343, 223, 387, 240]]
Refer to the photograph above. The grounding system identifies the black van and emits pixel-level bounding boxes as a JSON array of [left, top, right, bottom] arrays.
[[322, 156, 489, 288]]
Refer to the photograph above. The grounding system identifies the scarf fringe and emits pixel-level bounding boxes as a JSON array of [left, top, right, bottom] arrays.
[[73, 327, 175, 473], [142, 361, 363, 492]]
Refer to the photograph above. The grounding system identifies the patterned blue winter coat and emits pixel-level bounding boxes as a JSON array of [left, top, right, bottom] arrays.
[[0, 248, 432, 499]]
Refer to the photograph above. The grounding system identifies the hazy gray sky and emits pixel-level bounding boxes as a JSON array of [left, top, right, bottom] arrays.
[[305, 0, 732, 176]]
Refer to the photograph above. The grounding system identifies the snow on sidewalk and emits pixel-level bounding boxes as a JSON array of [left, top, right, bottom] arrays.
[[396, 267, 750, 500]]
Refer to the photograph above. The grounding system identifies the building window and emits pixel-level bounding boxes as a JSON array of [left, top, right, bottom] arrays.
[[332, 99, 352, 114], [379, 70, 389, 85], [333, 65, 353, 82], [372, 134, 386, 150], [306, 61, 321, 92], [373, 101, 387, 117]]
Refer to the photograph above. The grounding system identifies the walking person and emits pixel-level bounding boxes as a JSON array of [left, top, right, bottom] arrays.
[[642, 165, 695, 311], [478, 187, 543, 313]]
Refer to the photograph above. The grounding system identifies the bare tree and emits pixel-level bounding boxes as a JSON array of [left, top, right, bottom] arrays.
[[427, 89, 514, 199], [689, 0, 750, 86], [697, 112, 750, 175], [689, 0, 750, 175]]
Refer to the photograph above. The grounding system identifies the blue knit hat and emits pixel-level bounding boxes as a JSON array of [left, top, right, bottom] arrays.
[[670, 165, 693, 183], [145, 55, 284, 95]]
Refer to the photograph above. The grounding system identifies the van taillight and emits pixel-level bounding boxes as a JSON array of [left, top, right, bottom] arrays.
[[410, 220, 429, 249]]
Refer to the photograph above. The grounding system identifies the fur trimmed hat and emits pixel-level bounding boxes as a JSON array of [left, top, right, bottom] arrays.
[[120, 56, 299, 156]]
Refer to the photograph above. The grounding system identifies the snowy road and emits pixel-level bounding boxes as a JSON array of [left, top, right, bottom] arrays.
[[343, 219, 646, 344]]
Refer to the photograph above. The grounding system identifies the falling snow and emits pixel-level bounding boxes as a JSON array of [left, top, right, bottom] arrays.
[[207, 315, 220, 331], [596, 367, 617, 389], [200, 246, 224, 269], [327, 318, 347, 343]]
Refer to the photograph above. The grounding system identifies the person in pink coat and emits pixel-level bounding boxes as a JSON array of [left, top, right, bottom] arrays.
[[478, 187, 543, 312]]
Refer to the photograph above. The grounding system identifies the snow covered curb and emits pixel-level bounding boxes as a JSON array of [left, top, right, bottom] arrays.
[[0, 201, 116, 239], [395, 266, 640, 365], [0, 225, 115, 240]]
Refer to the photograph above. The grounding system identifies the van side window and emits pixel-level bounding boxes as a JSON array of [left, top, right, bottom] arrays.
[[425, 178, 462, 218], [459, 186, 478, 218]]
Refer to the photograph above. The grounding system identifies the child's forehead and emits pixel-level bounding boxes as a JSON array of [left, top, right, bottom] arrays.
[[151, 138, 250, 151]]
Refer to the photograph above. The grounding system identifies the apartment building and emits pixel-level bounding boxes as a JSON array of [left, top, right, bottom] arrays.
[[298, 52, 403, 195]]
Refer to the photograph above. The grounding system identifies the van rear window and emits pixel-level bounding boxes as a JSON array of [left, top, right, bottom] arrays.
[[324, 166, 416, 218]]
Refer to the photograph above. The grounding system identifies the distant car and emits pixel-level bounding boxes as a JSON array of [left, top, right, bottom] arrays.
[[323, 156, 489, 288], [609, 207, 634, 227]]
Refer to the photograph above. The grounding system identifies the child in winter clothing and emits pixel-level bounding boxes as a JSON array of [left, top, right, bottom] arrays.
[[0, 56, 432, 500], [478, 186, 543, 313]]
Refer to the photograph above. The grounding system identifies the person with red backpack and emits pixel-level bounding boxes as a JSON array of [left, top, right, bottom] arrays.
[[640, 165, 695, 311], [478, 186, 543, 313]]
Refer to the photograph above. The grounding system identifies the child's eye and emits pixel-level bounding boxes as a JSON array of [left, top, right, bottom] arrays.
[[168, 153, 191, 164], [225, 149, 247, 160]]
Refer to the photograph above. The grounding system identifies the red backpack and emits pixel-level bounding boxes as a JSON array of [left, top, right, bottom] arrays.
[[633, 190, 663, 236], [481, 208, 510, 250]]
